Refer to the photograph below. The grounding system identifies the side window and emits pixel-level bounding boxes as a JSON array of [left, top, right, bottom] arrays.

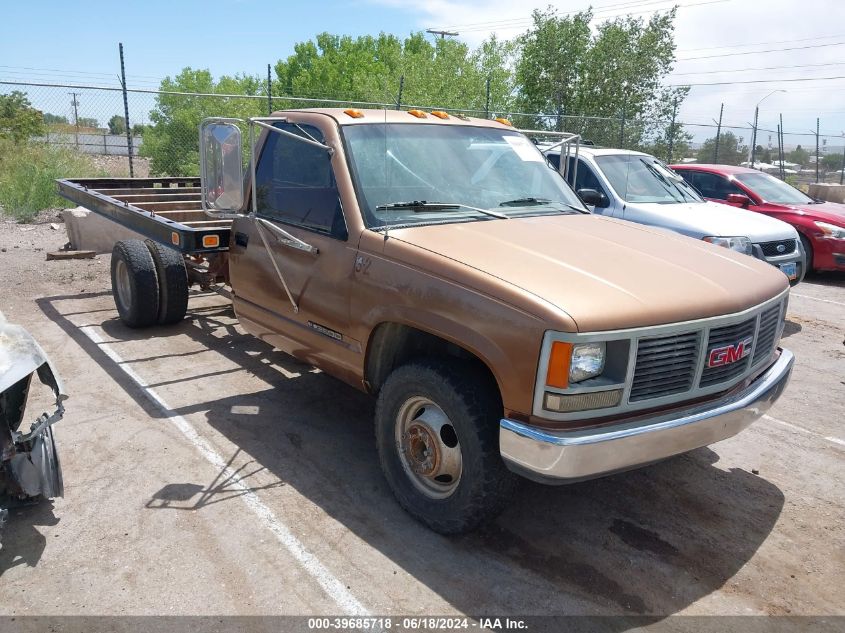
[[687, 171, 742, 200], [567, 157, 607, 196], [254, 123, 347, 240]]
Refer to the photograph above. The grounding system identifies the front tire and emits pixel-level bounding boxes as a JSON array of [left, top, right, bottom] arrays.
[[375, 359, 518, 534], [799, 233, 814, 273]]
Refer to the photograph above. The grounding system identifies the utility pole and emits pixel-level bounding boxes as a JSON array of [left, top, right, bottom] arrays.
[[119, 43, 134, 177], [619, 109, 626, 148], [778, 113, 785, 180], [840, 135, 844, 185], [425, 29, 459, 39], [714, 103, 723, 163], [750, 106, 759, 167], [69, 92, 80, 150], [485, 75, 491, 119], [267, 64, 272, 115], [395, 75, 404, 110], [667, 98, 678, 163], [815, 118, 820, 183]]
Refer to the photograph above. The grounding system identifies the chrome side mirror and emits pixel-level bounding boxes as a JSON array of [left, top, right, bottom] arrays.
[[199, 119, 244, 214]]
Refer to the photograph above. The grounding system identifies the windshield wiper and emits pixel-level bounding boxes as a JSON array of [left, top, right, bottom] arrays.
[[499, 196, 552, 207], [639, 160, 685, 203], [375, 201, 508, 220]]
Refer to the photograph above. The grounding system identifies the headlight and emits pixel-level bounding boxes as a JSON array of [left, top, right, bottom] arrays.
[[815, 221, 845, 239], [702, 236, 752, 254], [569, 342, 605, 383]]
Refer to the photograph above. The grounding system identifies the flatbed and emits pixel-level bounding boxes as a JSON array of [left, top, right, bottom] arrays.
[[56, 177, 231, 253]]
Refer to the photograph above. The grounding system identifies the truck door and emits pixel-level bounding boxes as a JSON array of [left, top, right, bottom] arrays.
[[228, 121, 360, 382]]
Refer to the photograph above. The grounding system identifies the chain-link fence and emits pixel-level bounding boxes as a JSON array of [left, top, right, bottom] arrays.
[[3, 80, 844, 186]]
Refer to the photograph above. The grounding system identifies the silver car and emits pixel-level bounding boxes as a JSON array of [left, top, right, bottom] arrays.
[[547, 147, 805, 285]]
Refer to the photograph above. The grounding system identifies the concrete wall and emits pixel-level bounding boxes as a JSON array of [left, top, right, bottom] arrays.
[[807, 183, 845, 204], [62, 207, 144, 254]]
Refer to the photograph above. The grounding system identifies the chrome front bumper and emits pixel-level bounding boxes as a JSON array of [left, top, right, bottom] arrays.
[[500, 349, 794, 484]]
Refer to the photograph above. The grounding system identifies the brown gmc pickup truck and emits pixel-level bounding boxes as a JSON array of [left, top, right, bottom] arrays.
[[58, 109, 794, 533]]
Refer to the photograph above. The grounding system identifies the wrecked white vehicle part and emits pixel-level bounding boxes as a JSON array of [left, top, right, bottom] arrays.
[[1, 313, 66, 541]]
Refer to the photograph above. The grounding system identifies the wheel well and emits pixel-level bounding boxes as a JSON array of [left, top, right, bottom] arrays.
[[364, 323, 501, 402]]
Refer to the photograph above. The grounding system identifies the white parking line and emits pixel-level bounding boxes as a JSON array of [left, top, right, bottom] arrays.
[[791, 293, 845, 307], [763, 414, 845, 447], [80, 325, 370, 616]]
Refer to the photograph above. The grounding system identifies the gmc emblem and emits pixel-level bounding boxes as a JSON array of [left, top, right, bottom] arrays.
[[708, 337, 753, 368]]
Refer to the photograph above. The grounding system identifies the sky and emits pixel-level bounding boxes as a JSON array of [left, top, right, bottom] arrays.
[[2, 0, 844, 148]]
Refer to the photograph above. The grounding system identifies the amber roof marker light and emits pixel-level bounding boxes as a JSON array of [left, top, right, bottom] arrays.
[[431, 111, 450, 119], [343, 108, 365, 119], [494, 117, 513, 127], [407, 109, 428, 119]]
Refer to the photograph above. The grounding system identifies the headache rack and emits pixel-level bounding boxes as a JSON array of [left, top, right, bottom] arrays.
[[56, 177, 232, 254]]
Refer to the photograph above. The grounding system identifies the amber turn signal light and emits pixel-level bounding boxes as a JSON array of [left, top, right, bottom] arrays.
[[202, 234, 220, 248], [546, 341, 572, 389]]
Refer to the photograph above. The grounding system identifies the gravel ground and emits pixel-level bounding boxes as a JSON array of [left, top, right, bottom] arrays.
[[0, 220, 843, 628]]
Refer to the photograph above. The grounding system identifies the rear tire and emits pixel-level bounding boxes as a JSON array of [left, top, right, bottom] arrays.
[[145, 240, 189, 325], [799, 233, 814, 273], [375, 359, 518, 534], [111, 240, 159, 328]]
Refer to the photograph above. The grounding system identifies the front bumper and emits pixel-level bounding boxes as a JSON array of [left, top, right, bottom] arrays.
[[500, 348, 793, 484]]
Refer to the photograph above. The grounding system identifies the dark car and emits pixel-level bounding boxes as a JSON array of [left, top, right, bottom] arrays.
[[671, 163, 845, 272]]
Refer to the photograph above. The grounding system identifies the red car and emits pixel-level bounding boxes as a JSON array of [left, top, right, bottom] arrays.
[[671, 163, 845, 273]]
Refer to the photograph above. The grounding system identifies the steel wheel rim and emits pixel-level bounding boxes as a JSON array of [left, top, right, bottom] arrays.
[[114, 258, 132, 312], [395, 396, 462, 499]]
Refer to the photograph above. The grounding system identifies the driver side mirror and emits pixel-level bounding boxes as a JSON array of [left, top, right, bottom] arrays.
[[726, 193, 751, 208], [199, 119, 245, 215], [577, 188, 609, 208]]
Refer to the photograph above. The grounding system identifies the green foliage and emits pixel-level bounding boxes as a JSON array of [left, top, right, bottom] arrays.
[[514, 7, 682, 150], [131, 123, 149, 136], [0, 91, 45, 144], [140, 68, 265, 176], [788, 145, 809, 165], [77, 117, 99, 128], [273, 32, 515, 112], [108, 114, 126, 135], [0, 139, 103, 222], [820, 152, 843, 171], [696, 131, 748, 165], [43, 112, 69, 125]]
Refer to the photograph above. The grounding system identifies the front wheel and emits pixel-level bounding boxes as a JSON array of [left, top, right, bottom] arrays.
[[799, 233, 814, 273], [375, 360, 518, 534]]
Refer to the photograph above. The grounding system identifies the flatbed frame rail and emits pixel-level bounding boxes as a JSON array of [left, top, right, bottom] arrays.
[[56, 177, 231, 254]]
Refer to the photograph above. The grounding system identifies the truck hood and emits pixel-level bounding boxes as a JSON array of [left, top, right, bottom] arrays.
[[627, 200, 798, 243], [389, 214, 789, 332]]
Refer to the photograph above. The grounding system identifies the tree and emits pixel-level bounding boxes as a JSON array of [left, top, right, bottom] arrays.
[[131, 123, 149, 136], [108, 115, 126, 135], [140, 68, 265, 175], [0, 91, 45, 144], [77, 117, 99, 128], [43, 112, 68, 125], [821, 152, 844, 172], [514, 7, 681, 149], [788, 145, 809, 166], [273, 32, 514, 113], [696, 131, 747, 165]]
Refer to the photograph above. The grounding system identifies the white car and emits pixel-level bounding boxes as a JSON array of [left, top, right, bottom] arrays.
[[546, 147, 806, 285]]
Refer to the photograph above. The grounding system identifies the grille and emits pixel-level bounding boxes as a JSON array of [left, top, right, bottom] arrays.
[[759, 239, 797, 257], [752, 302, 782, 366], [630, 332, 700, 402], [699, 318, 756, 387]]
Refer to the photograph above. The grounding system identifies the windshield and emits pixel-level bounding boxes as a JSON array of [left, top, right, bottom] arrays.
[[596, 154, 703, 204], [341, 123, 587, 229], [734, 172, 814, 204]]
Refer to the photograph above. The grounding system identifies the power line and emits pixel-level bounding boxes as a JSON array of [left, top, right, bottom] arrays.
[[678, 32, 845, 53], [673, 75, 845, 87], [670, 61, 845, 76], [678, 40, 845, 61]]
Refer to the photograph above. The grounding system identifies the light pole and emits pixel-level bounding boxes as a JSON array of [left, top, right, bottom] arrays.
[[750, 89, 786, 168]]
